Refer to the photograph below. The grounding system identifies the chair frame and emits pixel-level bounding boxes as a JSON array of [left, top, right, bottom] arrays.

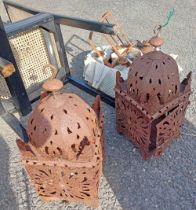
[[1, 0, 115, 115], [0, 0, 116, 140]]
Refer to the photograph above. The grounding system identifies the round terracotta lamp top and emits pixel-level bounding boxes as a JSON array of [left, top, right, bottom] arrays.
[[149, 35, 164, 47], [42, 78, 63, 92]]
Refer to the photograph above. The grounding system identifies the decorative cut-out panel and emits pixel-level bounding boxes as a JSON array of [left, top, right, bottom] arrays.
[[116, 91, 151, 160], [116, 93, 128, 135], [115, 50, 192, 160], [16, 79, 104, 208], [155, 100, 189, 158], [21, 135, 103, 208]]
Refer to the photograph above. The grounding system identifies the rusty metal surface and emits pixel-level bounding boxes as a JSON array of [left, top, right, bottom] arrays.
[[138, 32, 164, 54], [149, 33, 164, 48], [115, 50, 192, 160], [127, 51, 181, 114], [140, 44, 154, 54], [0, 56, 15, 78], [16, 79, 104, 208], [99, 11, 133, 58]]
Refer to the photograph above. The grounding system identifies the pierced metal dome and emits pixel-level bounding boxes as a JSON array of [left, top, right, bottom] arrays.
[[27, 92, 101, 162], [116, 49, 192, 159], [127, 51, 180, 113], [16, 77, 104, 207]]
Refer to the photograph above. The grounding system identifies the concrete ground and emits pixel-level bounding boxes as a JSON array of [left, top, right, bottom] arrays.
[[0, 0, 196, 210]]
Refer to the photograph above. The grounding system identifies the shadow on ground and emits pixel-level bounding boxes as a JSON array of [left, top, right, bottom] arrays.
[[0, 134, 18, 210], [103, 116, 196, 210], [64, 34, 90, 80], [63, 34, 196, 209]]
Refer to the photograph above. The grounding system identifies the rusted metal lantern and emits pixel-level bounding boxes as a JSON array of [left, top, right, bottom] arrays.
[[16, 78, 104, 208], [115, 50, 192, 160]]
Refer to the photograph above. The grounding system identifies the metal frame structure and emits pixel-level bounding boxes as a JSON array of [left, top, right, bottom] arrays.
[[0, 99, 29, 141], [3, 0, 115, 110], [0, 16, 32, 115], [0, 0, 116, 140], [3, 13, 70, 106]]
